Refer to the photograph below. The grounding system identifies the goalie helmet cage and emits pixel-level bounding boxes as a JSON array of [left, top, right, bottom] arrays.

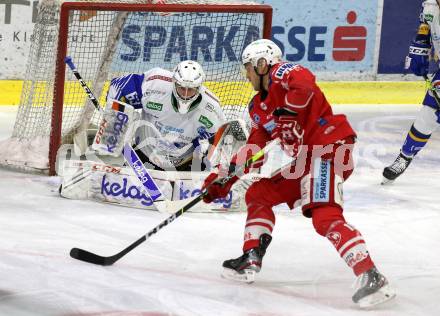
[[0, 0, 272, 176]]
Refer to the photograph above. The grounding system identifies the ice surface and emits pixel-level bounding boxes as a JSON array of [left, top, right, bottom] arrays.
[[0, 105, 439, 316]]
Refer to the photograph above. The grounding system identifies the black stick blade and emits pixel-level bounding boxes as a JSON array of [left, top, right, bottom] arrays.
[[70, 247, 114, 266]]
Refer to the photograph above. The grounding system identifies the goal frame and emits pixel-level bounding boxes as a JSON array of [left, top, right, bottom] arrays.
[[50, 2, 272, 175]]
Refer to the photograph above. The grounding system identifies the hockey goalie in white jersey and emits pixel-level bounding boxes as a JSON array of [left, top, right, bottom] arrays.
[[60, 60, 251, 211], [95, 60, 225, 171]]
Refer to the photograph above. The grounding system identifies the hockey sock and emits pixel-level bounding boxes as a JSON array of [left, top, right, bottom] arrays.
[[326, 220, 374, 276], [243, 204, 275, 252], [312, 206, 374, 276], [401, 124, 431, 157]]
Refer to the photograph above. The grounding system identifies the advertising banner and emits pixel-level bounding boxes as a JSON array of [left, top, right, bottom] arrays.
[[0, 1, 37, 78], [1, 0, 379, 80], [378, 0, 424, 74], [266, 0, 379, 77]]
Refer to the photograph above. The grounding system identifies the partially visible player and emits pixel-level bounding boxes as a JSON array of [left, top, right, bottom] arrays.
[[383, 0, 440, 183], [93, 60, 225, 171], [202, 39, 395, 308]]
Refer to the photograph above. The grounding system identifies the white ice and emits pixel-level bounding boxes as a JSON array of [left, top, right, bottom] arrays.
[[0, 105, 439, 316]]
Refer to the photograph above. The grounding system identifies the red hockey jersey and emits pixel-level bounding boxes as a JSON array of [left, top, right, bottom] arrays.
[[246, 62, 356, 152]]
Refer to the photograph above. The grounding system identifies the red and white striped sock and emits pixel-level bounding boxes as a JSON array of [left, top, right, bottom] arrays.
[[326, 220, 374, 276]]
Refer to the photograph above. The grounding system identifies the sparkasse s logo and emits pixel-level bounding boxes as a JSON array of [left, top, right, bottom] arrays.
[[332, 11, 367, 61], [272, 10, 367, 63]]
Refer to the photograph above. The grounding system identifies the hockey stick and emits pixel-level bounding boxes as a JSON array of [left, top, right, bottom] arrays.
[[70, 140, 277, 266], [65, 56, 165, 205], [423, 74, 440, 108], [65, 57, 249, 213]]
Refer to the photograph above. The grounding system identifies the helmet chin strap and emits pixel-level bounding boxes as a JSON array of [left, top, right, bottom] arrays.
[[254, 65, 270, 100]]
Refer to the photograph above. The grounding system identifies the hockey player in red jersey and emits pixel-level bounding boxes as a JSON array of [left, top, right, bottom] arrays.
[[202, 39, 395, 308]]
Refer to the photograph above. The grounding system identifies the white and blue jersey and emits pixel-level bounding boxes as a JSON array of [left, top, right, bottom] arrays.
[[106, 67, 225, 168], [420, 0, 440, 111], [400, 0, 440, 157]]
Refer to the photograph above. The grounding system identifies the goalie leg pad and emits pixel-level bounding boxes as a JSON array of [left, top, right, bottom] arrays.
[[60, 160, 173, 209]]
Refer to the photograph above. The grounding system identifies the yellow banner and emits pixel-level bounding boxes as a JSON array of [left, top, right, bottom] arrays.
[[0, 80, 426, 106]]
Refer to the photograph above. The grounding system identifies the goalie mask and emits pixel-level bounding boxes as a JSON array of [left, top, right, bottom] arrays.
[[172, 60, 206, 114]]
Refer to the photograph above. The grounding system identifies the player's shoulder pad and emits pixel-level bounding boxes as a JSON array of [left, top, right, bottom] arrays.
[[109, 74, 144, 104], [422, 0, 439, 22], [270, 62, 302, 82], [423, 0, 438, 7], [110, 73, 143, 89], [199, 88, 225, 126], [143, 67, 173, 83]]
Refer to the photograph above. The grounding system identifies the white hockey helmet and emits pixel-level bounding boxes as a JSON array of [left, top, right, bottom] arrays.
[[172, 60, 206, 114], [242, 39, 282, 67]]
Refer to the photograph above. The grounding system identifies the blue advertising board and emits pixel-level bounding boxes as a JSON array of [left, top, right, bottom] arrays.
[[108, 1, 379, 77], [265, 0, 378, 73], [110, 12, 262, 79], [378, 0, 424, 74], [0, 0, 432, 79]]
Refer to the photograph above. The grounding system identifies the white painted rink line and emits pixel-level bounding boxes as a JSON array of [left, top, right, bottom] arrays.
[[0, 104, 439, 316]]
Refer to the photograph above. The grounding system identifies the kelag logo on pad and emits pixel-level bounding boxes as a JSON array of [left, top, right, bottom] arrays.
[[107, 112, 129, 153], [179, 182, 233, 209], [101, 175, 154, 207]]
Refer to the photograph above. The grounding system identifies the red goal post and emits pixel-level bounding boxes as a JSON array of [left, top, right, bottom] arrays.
[[0, 0, 273, 175]]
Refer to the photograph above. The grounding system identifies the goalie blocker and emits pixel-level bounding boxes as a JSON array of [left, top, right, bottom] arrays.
[[92, 100, 136, 157]]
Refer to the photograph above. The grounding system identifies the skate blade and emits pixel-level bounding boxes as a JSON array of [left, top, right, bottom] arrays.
[[221, 268, 256, 284], [358, 284, 396, 309], [381, 177, 394, 185]]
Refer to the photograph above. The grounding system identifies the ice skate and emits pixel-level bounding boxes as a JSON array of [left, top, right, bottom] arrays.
[[352, 267, 396, 308], [382, 152, 413, 184], [221, 234, 272, 283]]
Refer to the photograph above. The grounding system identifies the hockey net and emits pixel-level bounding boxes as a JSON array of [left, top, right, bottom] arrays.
[[0, 0, 272, 175]]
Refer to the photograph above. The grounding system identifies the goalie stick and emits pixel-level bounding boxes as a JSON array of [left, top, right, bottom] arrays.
[[70, 140, 278, 266]]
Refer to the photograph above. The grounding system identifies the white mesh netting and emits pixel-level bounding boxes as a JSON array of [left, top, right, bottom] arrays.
[[0, 0, 269, 173]]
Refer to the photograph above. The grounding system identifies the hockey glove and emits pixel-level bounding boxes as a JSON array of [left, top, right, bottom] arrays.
[[271, 109, 304, 158], [405, 41, 431, 76], [92, 101, 135, 157], [202, 165, 239, 203]]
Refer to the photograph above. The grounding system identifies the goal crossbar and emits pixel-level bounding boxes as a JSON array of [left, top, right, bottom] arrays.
[[51, 2, 272, 175]]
